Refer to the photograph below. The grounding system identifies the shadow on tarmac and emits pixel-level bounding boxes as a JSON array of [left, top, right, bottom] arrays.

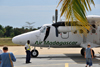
[[64, 54, 100, 64], [16, 54, 100, 64]]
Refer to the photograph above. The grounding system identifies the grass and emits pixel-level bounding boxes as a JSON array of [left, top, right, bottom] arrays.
[[0, 38, 21, 46]]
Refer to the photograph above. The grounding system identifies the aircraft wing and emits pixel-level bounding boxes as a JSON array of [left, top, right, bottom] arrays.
[[80, 42, 100, 48]]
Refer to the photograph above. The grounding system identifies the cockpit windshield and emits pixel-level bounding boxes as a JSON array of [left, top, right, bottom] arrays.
[[40, 26, 46, 33]]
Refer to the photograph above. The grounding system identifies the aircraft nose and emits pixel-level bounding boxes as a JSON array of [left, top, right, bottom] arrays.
[[12, 37, 16, 44], [12, 30, 40, 45], [12, 36, 21, 44], [12, 37, 17, 43]]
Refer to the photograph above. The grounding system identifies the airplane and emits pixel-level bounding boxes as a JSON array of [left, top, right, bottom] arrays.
[[12, 9, 100, 57]]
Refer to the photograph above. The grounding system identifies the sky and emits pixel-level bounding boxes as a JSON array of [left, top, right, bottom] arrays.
[[0, 0, 100, 28]]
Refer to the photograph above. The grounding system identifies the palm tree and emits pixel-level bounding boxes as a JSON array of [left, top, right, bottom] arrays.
[[57, 0, 95, 36]]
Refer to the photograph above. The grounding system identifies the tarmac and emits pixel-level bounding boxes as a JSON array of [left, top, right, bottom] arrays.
[[1, 46, 100, 67]]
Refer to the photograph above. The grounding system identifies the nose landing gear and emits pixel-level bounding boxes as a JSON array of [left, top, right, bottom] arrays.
[[31, 48, 39, 57]]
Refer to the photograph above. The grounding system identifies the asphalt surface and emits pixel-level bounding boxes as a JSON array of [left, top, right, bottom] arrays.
[[14, 54, 100, 67], [0, 46, 100, 67]]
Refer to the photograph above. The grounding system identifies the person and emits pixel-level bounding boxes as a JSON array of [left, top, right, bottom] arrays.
[[0, 49, 3, 64], [0, 46, 16, 67], [84, 44, 94, 67], [0, 49, 3, 54], [25, 40, 31, 63]]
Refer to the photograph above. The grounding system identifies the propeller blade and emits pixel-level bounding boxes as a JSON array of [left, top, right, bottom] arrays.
[[55, 9, 58, 37], [55, 27, 58, 37], [55, 9, 58, 23]]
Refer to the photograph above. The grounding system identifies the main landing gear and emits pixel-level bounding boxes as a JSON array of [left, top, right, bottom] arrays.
[[31, 48, 39, 57], [81, 48, 95, 57]]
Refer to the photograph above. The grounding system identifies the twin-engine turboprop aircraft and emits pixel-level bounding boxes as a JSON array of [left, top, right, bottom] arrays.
[[12, 9, 100, 57]]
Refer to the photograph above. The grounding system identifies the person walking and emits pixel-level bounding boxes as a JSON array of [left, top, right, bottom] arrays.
[[84, 44, 94, 67], [0, 48, 3, 65], [0, 46, 16, 67], [25, 40, 31, 63], [0, 49, 3, 54]]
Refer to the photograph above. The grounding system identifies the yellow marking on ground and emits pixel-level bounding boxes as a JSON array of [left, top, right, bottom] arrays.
[[69, 63, 77, 64], [13, 50, 18, 53], [65, 63, 68, 67]]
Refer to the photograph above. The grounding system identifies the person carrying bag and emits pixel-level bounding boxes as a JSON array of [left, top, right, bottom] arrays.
[[9, 53, 13, 67], [0, 46, 16, 67]]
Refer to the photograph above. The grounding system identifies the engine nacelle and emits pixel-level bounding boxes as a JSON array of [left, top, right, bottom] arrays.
[[58, 26, 76, 32], [58, 26, 90, 32]]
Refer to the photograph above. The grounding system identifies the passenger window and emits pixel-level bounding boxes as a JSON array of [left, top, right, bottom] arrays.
[[73, 30, 77, 34], [87, 30, 89, 33], [79, 29, 83, 34], [92, 29, 96, 33]]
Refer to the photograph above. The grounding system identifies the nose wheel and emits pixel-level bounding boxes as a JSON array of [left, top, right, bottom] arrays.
[[31, 50, 39, 57]]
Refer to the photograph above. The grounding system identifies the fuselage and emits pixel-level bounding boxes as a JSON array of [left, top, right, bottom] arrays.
[[12, 22, 100, 48]]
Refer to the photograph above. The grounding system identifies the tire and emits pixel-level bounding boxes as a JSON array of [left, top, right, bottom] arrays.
[[81, 48, 85, 56], [31, 50, 39, 57], [81, 48, 95, 57], [92, 50, 95, 57]]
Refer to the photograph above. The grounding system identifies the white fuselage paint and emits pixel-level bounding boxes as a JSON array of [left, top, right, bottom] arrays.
[[12, 24, 100, 48], [12, 15, 100, 48]]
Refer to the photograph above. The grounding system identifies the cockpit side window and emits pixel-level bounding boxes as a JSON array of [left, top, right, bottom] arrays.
[[73, 30, 77, 34], [79, 29, 83, 34], [40, 26, 46, 33]]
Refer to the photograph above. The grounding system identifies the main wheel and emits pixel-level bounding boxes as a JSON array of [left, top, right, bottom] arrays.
[[81, 48, 95, 57], [31, 50, 39, 57], [92, 50, 95, 57], [81, 48, 85, 56]]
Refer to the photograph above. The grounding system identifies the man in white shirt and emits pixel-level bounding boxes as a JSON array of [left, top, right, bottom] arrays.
[[25, 40, 31, 63]]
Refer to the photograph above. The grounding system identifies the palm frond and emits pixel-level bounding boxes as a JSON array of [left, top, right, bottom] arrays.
[[57, 0, 95, 36]]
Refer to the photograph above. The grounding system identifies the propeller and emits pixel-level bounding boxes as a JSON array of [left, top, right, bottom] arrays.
[[55, 9, 58, 37]]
